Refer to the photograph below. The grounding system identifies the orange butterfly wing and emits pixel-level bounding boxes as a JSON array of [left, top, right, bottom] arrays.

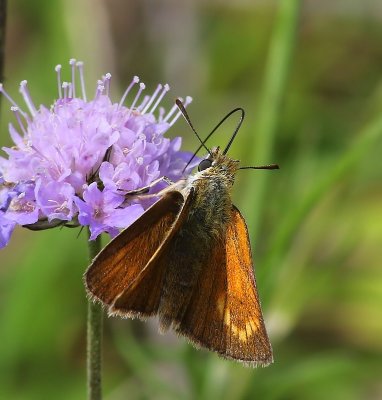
[[85, 191, 185, 309], [110, 188, 195, 318], [177, 206, 273, 366]]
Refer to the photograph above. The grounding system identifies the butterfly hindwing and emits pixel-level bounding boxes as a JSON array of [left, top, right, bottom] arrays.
[[177, 205, 273, 366], [85, 191, 185, 307], [224, 206, 273, 365]]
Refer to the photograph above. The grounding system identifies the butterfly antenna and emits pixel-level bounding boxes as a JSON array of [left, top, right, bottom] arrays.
[[176, 99, 211, 156], [182, 107, 246, 173], [222, 107, 245, 155], [239, 164, 279, 170]]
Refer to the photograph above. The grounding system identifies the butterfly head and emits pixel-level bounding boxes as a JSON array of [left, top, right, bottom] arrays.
[[197, 147, 239, 184]]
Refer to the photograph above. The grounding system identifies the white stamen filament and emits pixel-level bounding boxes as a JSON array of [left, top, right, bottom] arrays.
[[19, 80, 37, 117], [158, 106, 165, 122], [119, 76, 139, 107], [55, 65, 62, 98], [62, 82, 69, 99], [163, 97, 182, 122], [170, 96, 193, 126], [150, 84, 170, 114], [11, 106, 27, 135], [104, 73, 112, 96], [68, 82, 73, 98], [142, 84, 162, 114], [127, 83, 145, 117], [69, 58, 76, 98], [95, 84, 104, 99], [0, 83, 28, 119], [137, 95, 150, 111], [76, 61, 87, 101], [46, 199, 69, 213], [45, 199, 61, 209]]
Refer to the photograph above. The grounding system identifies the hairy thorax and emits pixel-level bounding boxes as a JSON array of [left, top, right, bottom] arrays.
[[186, 176, 233, 242], [183, 149, 239, 241]]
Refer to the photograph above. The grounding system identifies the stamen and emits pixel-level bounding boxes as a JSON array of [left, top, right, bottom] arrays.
[[169, 96, 193, 126], [69, 58, 76, 98], [127, 83, 145, 117], [158, 106, 165, 122], [76, 61, 87, 101], [11, 106, 27, 135], [0, 83, 28, 119], [164, 97, 183, 122], [55, 65, 62, 98], [94, 81, 104, 99], [137, 95, 150, 111], [68, 82, 73, 98], [184, 95, 193, 107], [62, 82, 69, 99], [142, 84, 162, 114], [150, 84, 170, 114], [9, 197, 35, 213], [104, 73, 112, 96], [19, 80, 37, 116], [95, 84, 104, 100], [119, 76, 139, 107]]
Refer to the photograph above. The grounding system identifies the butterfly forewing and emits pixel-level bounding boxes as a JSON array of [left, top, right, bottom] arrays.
[[85, 191, 185, 306], [110, 188, 196, 318], [177, 206, 273, 366]]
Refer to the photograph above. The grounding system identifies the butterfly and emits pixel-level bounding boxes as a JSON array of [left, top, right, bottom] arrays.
[[85, 100, 277, 366]]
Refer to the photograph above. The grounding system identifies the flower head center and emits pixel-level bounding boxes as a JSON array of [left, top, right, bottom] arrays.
[[9, 197, 35, 213], [93, 208, 104, 220]]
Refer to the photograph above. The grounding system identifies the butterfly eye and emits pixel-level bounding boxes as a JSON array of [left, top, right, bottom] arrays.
[[198, 158, 213, 171]]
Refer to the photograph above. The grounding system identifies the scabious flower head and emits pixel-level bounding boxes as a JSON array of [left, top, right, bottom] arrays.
[[0, 59, 195, 245]]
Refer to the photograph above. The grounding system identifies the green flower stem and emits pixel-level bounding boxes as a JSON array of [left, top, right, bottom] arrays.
[[87, 232, 103, 400], [243, 0, 301, 236]]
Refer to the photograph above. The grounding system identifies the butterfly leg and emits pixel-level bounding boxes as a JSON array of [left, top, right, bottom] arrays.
[[120, 178, 188, 206], [121, 176, 174, 196]]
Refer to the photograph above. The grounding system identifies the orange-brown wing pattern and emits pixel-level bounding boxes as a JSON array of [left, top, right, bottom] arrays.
[[85, 191, 184, 308], [224, 206, 273, 365], [110, 188, 196, 318], [177, 205, 273, 366], [176, 236, 228, 352]]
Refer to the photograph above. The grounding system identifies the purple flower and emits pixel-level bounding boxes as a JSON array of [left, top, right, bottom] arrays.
[[3, 181, 39, 225], [0, 59, 196, 248], [74, 182, 144, 240], [0, 213, 16, 248], [35, 180, 75, 222]]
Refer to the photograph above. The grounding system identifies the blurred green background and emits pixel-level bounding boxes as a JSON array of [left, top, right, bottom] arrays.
[[1, 1, 382, 399]]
